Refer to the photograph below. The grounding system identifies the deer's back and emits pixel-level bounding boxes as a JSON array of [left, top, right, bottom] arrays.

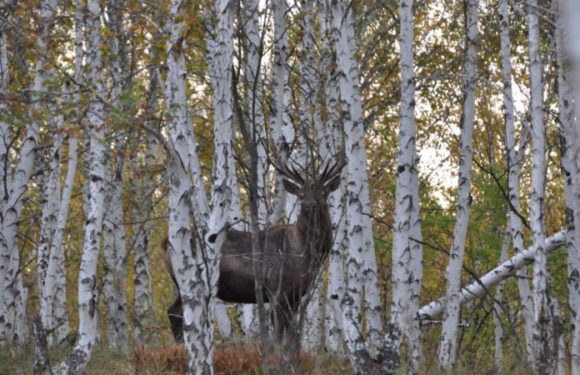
[[217, 225, 312, 304]]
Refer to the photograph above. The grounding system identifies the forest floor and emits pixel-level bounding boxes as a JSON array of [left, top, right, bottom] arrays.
[[0, 337, 535, 374], [0, 340, 355, 374]]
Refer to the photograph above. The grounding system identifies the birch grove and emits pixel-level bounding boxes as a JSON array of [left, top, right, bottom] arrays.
[[3, 0, 580, 373]]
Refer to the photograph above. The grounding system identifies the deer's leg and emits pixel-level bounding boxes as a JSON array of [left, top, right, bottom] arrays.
[[167, 296, 184, 342]]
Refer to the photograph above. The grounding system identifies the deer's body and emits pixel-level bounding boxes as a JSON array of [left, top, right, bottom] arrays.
[[163, 154, 344, 343], [218, 201, 333, 306]]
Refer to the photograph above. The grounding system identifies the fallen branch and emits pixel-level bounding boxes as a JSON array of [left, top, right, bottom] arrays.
[[418, 230, 566, 321]]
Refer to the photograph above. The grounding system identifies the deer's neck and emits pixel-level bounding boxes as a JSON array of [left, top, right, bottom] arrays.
[[296, 204, 333, 259]]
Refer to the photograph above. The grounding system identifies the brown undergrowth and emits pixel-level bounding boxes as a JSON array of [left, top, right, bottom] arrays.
[[134, 341, 323, 374]]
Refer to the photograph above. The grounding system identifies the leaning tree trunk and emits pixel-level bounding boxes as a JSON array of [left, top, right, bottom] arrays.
[[389, 0, 423, 371], [419, 231, 567, 320], [527, 1, 551, 373], [437, 0, 479, 371], [57, 1, 107, 372], [499, 0, 535, 363]]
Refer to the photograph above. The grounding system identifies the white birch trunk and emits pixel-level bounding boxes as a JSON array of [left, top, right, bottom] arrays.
[[554, 0, 580, 370], [297, 0, 325, 348], [438, 0, 478, 369], [564, 0, 580, 370], [242, 0, 268, 226], [527, 2, 550, 373], [102, 160, 129, 350], [204, 0, 235, 362], [389, 0, 423, 371], [163, 1, 212, 373], [0, 0, 55, 346], [419, 230, 566, 320], [320, 0, 348, 354], [45, 134, 77, 346], [499, 0, 535, 363], [269, 0, 294, 225], [13, 274, 28, 347], [37, 113, 64, 342], [331, 0, 383, 361], [494, 232, 510, 374], [57, 0, 107, 371], [132, 73, 159, 340]]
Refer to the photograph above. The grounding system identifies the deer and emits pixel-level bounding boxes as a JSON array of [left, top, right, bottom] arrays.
[[162, 152, 346, 344]]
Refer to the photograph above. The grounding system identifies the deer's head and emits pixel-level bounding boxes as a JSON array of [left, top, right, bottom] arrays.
[[276, 152, 346, 211]]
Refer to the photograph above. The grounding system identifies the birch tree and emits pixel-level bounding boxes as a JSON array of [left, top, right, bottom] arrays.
[[563, 0, 580, 370], [553, 0, 580, 370], [331, 0, 383, 365], [526, 1, 551, 372], [389, 0, 423, 371], [269, 0, 294, 225], [493, 232, 510, 373], [102, 157, 129, 349], [500, 0, 535, 362], [162, 0, 213, 372], [319, 0, 348, 355], [242, 0, 268, 226], [438, 0, 479, 369], [419, 230, 567, 320], [43, 130, 77, 346], [131, 72, 159, 340], [0, 0, 55, 347], [58, 0, 107, 371]]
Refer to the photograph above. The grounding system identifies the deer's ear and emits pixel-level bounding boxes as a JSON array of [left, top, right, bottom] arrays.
[[324, 175, 341, 193], [283, 179, 301, 196]]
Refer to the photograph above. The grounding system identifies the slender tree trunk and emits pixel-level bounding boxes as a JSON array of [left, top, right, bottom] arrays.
[[319, 0, 348, 355], [132, 72, 159, 340], [0, 0, 55, 347], [46, 133, 77, 346], [438, 0, 479, 370], [494, 232, 510, 374], [37, 108, 65, 345], [269, 0, 294, 225], [102, 158, 129, 350], [526, 1, 551, 373], [563, 0, 580, 371], [389, 0, 423, 371], [58, 0, 107, 371], [242, 0, 268, 227], [331, 0, 383, 366], [499, 0, 535, 363], [163, 0, 212, 373], [554, 1, 580, 371]]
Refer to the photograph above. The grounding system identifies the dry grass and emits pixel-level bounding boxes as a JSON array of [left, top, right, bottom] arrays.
[[133, 341, 332, 374]]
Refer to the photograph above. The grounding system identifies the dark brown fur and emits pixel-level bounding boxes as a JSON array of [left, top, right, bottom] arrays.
[[162, 156, 345, 342]]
